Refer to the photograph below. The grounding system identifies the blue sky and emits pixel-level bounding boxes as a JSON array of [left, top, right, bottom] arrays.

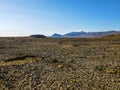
[[0, 0, 120, 36]]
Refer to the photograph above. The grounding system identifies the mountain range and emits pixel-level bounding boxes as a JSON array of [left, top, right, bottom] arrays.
[[51, 31, 120, 38]]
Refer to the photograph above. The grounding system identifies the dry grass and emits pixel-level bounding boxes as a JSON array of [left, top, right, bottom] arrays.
[[0, 79, 5, 86], [0, 35, 120, 89], [0, 56, 40, 66], [104, 68, 120, 74]]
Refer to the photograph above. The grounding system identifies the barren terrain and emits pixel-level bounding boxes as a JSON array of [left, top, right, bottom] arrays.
[[0, 35, 120, 90]]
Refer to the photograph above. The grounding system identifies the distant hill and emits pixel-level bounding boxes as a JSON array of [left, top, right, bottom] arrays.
[[52, 33, 62, 38], [63, 31, 87, 37], [30, 34, 47, 38], [102, 33, 120, 40], [51, 31, 120, 38]]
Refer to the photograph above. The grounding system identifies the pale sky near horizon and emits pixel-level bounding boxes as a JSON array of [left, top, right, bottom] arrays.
[[0, 0, 120, 36]]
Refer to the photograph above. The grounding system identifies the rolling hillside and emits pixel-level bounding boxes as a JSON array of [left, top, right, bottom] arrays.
[[102, 33, 120, 40]]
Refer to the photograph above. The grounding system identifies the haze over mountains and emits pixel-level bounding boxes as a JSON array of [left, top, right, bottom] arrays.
[[51, 30, 120, 38]]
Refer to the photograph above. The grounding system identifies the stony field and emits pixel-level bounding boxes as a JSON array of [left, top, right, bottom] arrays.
[[0, 36, 120, 90]]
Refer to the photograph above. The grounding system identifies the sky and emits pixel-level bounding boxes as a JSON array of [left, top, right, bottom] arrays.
[[0, 0, 120, 36]]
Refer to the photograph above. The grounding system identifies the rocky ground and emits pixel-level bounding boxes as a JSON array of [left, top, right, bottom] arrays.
[[0, 37, 120, 90]]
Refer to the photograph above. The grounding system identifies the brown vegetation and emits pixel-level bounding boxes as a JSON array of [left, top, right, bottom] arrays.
[[0, 35, 120, 89]]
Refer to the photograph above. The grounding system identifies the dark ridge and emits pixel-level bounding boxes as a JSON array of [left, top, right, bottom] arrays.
[[5, 55, 37, 62], [30, 34, 47, 38]]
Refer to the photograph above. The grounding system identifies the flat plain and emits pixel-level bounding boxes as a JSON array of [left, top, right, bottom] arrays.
[[0, 35, 120, 90]]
